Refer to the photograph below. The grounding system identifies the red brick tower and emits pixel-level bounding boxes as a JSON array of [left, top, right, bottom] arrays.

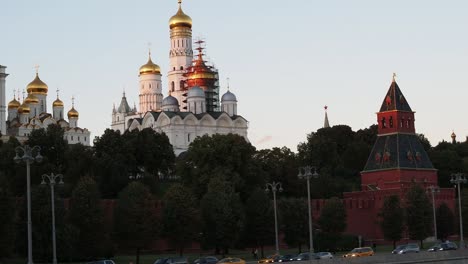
[[342, 76, 455, 241]]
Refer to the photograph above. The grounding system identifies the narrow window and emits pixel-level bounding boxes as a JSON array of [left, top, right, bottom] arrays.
[[149, 84, 152, 89], [389, 116, 393, 128], [400, 118, 403, 128], [180, 80, 184, 90], [71, 135, 74, 141], [171, 81, 175, 92], [406, 119, 410, 128], [188, 133, 191, 142], [180, 66, 183, 70], [381, 117, 386, 128]]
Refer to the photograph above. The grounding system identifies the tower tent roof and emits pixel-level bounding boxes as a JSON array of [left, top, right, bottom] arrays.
[[118, 93, 132, 113], [379, 80, 412, 112], [362, 133, 434, 172]]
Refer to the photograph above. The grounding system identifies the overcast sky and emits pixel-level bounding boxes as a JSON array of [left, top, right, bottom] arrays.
[[2, 0, 468, 151]]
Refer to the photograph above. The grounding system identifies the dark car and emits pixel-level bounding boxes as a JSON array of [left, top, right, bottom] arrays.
[[294, 253, 314, 261], [194, 256, 219, 264], [278, 255, 295, 262], [154, 258, 188, 264], [428, 242, 458, 252], [87, 260, 116, 264], [391, 243, 420, 254]]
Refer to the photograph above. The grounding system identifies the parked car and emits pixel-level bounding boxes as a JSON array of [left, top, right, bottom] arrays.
[[258, 255, 280, 263], [392, 243, 420, 254], [294, 253, 314, 261], [87, 260, 116, 264], [278, 255, 295, 262], [194, 257, 219, 264], [314, 252, 333, 259], [154, 259, 169, 264], [154, 257, 188, 264], [217, 258, 245, 264], [343, 247, 374, 258], [428, 242, 458, 252]]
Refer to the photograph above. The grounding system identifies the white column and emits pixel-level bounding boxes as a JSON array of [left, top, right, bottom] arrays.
[[0, 65, 8, 136]]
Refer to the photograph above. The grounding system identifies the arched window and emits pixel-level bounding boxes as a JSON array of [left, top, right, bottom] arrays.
[[406, 119, 410, 128], [149, 83, 152, 89], [171, 81, 175, 92], [389, 116, 393, 128], [400, 118, 404, 128], [381, 117, 386, 128], [180, 80, 184, 90]]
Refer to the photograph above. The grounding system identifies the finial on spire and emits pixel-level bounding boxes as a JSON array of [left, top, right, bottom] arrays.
[[178, 0, 182, 5], [392, 72, 396, 83], [17, 90, 21, 101], [226, 77, 230, 91], [148, 42, 152, 58], [324, 105, 330, 128], [34, 65, 40, 75], [22, 90, 25, 100], [324, 105, 328, 111], [12, 89, 16, 99], [72, 95, 75, 107]]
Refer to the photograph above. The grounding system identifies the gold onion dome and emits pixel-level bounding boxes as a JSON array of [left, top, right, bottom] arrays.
[[67, 107, 79, 118], [169, 1, 192, 29], [8, 98, 21, 109], [18, 103, 30, 114], [24, 93, 39, 104], [139, 56, 161, 75], [27, 73, 48, 95], [53, 98, 64, 107]]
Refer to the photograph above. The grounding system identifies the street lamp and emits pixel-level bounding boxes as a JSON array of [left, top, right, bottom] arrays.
[[265, 181, 283, 255], [14, 145, 43, 264], [41, 173, 64, 264], [427, 186, 440, 242], [451, 173, 467, 249], [298, 166, 319, 256]]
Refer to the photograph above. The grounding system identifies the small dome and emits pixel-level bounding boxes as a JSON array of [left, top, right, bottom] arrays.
[[27, 73, 48, 95], [187, 86, 205, 98], [169, 3, 192, 29], [139, 57, 161, 75], [24, 94, 39, 104], [18, 103, 30, 114], [8, 98, 21, 109], [162, 95, 179, 106], [451, 131, 456, 138], [53, 98, 64, 107], [221, 90, 237, 102], [68, 107, 79, 118]]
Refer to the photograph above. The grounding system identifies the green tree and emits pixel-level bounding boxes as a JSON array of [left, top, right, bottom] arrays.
[[27, 124, 68, 173], [68, 176, 107, 260], [201, 177, 245, 255], [278, 198, 308, 252], [178, 134, 260, 201], [436, 203, 455, 241], [0, 175, 16, 258], [161, 184, 199, 256], [114, 182, 158, 264], [243, 188, 274, 257], [379, 195, 404, 248], [317, 197, 347, 251], [406, 185, 433, 247]]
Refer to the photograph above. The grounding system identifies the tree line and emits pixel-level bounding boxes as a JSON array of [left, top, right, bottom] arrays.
[[1, 124, 468, 262]]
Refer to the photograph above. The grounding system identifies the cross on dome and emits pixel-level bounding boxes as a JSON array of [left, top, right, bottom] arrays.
[[226, 77, 230, 91]]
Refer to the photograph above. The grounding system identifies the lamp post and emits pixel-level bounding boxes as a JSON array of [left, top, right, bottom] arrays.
[[427, 186, 440, 242], [265, 181, 283, 255], [298, 166, 319, 257], [41, 173, 64, 264], [451, 173, 467, 249], [14, 145, 43, 264]]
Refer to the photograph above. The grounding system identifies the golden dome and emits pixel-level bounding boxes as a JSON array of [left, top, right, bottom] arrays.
[[139, 57, 161, 75], [8, 98, 21, 109], [24, 94, 39, 104], [169, 1, 192, 29], [27, 73, 48, 95], [53, 98, 64, 107], [67, 107, 79, 118], [18, 103, 30, 114]]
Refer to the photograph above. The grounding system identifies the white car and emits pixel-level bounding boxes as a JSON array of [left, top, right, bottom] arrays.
[[314, 252, 333, 259]]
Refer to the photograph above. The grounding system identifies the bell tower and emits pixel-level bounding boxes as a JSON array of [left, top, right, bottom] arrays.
[[0, 65, 8, 136]]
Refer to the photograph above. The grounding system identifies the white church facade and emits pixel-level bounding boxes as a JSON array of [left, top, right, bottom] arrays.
[[111, 0, 248, 155], [0, 65, 90, 146]]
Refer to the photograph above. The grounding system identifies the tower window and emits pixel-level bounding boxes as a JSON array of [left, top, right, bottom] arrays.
[[180, 66, 183, 70], [389, 116, 393, 128], [171, 81, 175, 92], [400, 118, 403, 128], [188, 133, 191, 142], [173, 67, 175, 71], [180, 80, 184, 90], [406, 119, 410, 128], [381, 117, 386, 128]]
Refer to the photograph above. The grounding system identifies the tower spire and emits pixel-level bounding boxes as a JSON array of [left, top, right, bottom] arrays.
[[392, 72, 396, 83], [324, 105, 330, 128]]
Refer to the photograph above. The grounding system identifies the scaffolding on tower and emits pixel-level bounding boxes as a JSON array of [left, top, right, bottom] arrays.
[[183, 39, 220, 112]]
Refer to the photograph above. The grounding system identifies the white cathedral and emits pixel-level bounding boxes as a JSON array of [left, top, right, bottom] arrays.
[[111, 0, 249, 155], [0, 65, 90, 146]]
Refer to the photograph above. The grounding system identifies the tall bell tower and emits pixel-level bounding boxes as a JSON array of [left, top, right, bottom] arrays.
[[167, 0, 193, 111], [0, 65, 8, 136]]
